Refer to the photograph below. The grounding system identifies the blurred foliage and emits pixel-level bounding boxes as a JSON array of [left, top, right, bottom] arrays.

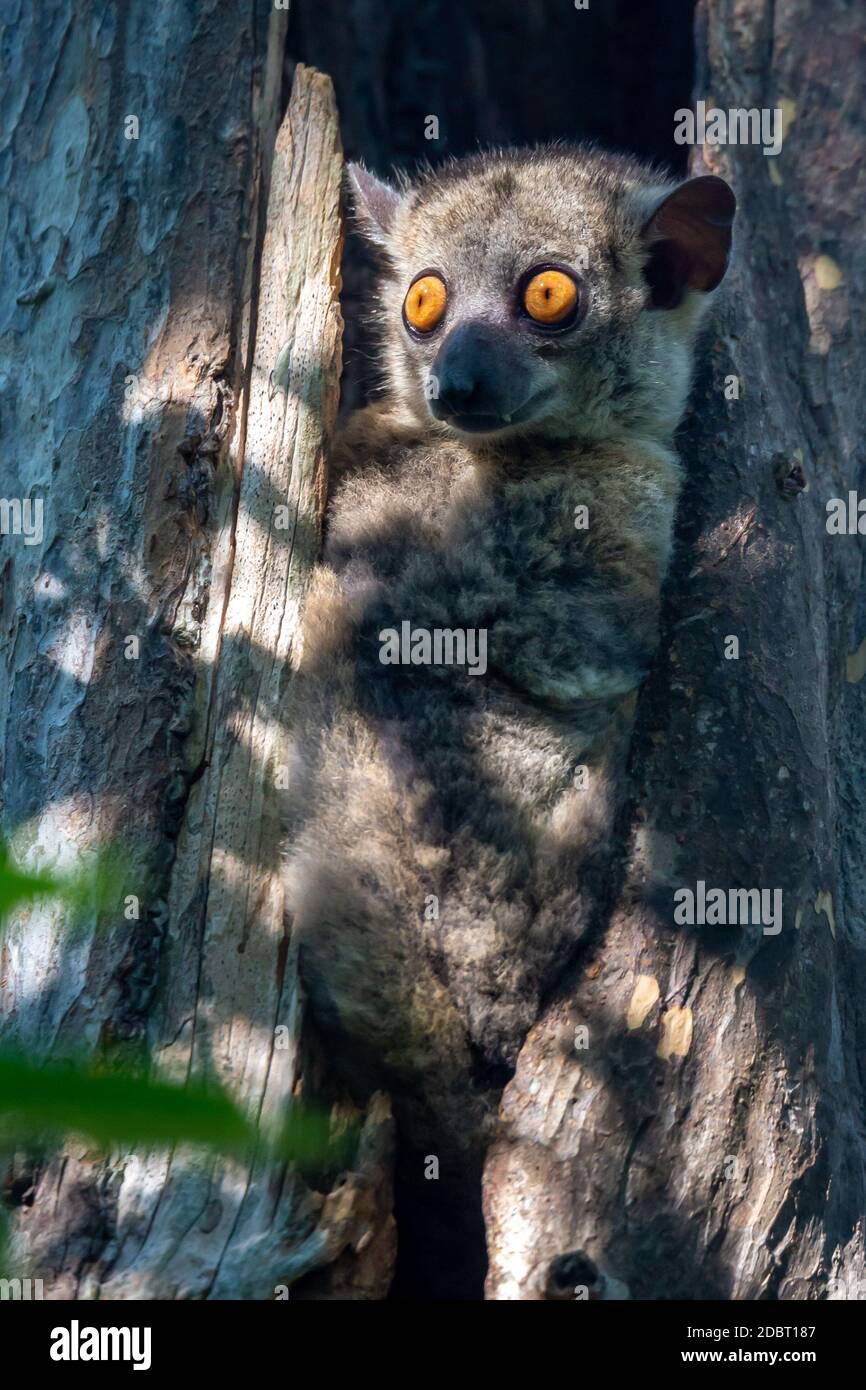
[[0, 1053, 252, 1153], [0, 843, 353, 1260], [0, 841, 58, 922], [0, 838, 131, 940], [0, 1052, 352, 1172]]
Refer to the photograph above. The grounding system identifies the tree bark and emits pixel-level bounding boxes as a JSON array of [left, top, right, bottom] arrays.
[[483, 0, 866, 1300], [1, 3, 392, 1300]]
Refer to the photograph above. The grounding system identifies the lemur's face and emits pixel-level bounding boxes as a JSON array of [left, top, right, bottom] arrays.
[[349, 150, 735, 445]]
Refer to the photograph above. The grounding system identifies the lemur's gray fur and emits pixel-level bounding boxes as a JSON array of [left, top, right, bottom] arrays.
[[284, 144, 735, 1272]]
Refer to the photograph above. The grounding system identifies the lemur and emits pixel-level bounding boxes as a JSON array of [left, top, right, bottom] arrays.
[[285, 144, 735, 1287]]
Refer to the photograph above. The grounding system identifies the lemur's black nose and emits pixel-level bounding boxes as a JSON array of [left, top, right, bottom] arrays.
[[437, 361, 481, 412], [429, 320, 533, 431]]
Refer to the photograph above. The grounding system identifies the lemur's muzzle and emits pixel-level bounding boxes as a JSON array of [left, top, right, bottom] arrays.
[[428, 320, 535, 433]]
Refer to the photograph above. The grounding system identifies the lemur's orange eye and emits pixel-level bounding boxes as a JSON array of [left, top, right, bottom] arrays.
[[522, 268, 578, 325], [403, 274, 447, 333]]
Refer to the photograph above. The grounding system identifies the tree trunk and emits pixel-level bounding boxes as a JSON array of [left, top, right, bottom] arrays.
[[1, 2, 393, 1300], [483, 0, 866, 1300]]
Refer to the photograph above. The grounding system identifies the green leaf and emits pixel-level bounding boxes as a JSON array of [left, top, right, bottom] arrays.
[[0, 851, 353, 1175], [0, 1054, 253, 1153], [0, 844, 59, 922], [54, 842, 136, 941], [275, 1105, 357, 1175], [0, 840, 133, 938], [0, 1053, 352, 1175]]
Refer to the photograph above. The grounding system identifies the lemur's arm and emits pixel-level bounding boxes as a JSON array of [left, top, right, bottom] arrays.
[[354, 444, 676, 714], [479, 448, 678, 711], [315, 420, 678, 715]]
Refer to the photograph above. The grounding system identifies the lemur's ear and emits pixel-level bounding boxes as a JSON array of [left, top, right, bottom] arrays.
[[346, 163, 404, 247], [641, 175, 736, 309]]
